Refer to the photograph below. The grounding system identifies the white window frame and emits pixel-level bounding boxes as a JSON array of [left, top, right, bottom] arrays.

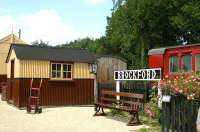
[[51, 63, 73, 80]]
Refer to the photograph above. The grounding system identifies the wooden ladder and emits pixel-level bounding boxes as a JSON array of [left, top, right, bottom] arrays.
[[27, 78, 43, 113]]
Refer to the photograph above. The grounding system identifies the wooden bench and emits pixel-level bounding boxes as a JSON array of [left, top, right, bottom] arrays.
[[94, 90, 144, 126]]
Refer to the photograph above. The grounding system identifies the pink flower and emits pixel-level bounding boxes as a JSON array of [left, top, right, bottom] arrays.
[[165, 75, 169, 79], [175, 87, 179, 92], [167, 80, 171, 84], [179, 89, 183, 93], [152, 85, 157, 89]]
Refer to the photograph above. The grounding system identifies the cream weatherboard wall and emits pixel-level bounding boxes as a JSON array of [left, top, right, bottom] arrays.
[[7, 56, 95, 79], [0, 43, 13, 75], [7, 49, 20, 78], [0, 34, 26, 75], [73, 63, 94, 79], [20, 60, 50, 78]]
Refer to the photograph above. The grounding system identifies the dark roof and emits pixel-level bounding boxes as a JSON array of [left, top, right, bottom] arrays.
[[6, 44, 97, 63], [148, 43, 200, 55], [97, 55, 127, 63]]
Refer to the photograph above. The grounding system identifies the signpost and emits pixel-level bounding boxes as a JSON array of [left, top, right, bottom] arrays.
[[114, 68, 162, 105], [114, 68, 162, 81]]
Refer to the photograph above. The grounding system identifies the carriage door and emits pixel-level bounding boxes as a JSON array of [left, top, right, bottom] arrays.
[[9, 60, 15, 103]]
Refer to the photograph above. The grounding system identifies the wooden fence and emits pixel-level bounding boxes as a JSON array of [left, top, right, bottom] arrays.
[[162, 92, 200, 132]]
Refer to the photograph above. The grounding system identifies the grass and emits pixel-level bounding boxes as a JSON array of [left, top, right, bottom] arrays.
[[107, 109, 161, 132], [139, 111, 161, 132]]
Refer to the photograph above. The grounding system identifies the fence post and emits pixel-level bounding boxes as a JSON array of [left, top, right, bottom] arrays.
[[158, 80, 162, 109], [116, 81, 120, 100]]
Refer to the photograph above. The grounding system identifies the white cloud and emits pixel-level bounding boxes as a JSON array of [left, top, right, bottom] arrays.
[[0, 9, 102, 45], [84, 0, 105, 5]]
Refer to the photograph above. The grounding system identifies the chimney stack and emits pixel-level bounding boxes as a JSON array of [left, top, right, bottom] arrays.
[[18, 29, 21, 39]]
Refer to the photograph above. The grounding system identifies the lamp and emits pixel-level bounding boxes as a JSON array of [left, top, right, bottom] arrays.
[[89, 63, 97, 74]]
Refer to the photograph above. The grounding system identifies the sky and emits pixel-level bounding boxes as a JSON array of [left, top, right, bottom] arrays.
[[0, 0, 113, 45]]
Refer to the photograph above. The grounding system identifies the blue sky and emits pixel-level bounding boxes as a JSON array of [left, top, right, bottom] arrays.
[[0, 0, 113, 45]]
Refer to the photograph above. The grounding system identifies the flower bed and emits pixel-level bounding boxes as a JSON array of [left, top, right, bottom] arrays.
[[161, 72, 200, 100]]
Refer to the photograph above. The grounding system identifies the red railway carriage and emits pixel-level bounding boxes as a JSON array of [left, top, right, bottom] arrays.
[[148, 44, 200, 78]]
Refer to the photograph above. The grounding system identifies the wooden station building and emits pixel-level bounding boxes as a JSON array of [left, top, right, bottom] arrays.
[[6, 44, 96, 108], [0, 34, 26, 92]]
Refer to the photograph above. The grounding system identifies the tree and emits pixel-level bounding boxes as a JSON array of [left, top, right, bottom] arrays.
[[31, 40, 50, 47], [57, 37, 107, 54], [106, 0, 200, 68]]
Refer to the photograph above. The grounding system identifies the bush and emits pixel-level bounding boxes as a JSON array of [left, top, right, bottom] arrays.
[[110, 102, 126, 116]]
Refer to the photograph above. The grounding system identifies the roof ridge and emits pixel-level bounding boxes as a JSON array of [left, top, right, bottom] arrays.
[[151, 43, 200, 50], [11, 43, 88, 51], [148, 43, 200, 55], [0, 34, 26, 44]]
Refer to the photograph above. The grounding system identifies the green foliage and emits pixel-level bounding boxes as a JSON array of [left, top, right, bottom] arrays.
[[106, 0, 200, 69], [140, 128, 149, 132], [57, 37, 107, 55], [161, 72, 200, 99], [146, 89, 160, 119], [31, 40, 51, 47], [110, 102, 126, 116], [36, 0, 200, 70]]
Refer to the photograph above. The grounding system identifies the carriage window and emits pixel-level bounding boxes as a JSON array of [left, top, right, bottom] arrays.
[[182, 55, 192, 72], [169, 56, 178, 73], [196, 54, 200, 72]]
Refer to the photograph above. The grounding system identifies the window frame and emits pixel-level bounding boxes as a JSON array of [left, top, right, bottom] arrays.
[[51, 63, 73, 80], [181, 54, 192, 72], [195, 54, 200, 72], [169, 55, 179, 73]]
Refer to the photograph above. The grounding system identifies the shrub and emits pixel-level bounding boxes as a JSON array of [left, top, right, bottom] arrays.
[[161, 72, 200, 100], [110, 102, 126, 116]]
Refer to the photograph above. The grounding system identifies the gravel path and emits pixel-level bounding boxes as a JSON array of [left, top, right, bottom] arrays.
[[0, 98, 147, 132]]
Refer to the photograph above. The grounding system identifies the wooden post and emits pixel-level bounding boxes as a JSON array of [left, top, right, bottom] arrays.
[[94, 74, 98, 103], [158, 80, 162, 108], [116, 81, 120, 100]]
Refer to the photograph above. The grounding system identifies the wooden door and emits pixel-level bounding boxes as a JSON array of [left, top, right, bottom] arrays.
[[9, 60, 15, 103]]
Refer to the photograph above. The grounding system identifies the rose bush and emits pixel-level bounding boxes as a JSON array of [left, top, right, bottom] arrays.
[[161, 72, 200, 100]]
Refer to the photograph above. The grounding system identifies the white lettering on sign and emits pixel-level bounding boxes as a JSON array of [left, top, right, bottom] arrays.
[[114, 68, 161, 81]]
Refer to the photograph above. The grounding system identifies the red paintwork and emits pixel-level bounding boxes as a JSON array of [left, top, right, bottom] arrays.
[[148, 54, 164, 68], [148, 44, 200, 79]]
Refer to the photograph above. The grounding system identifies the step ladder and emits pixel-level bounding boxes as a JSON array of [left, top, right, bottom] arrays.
[[27, 78, 42, 113]]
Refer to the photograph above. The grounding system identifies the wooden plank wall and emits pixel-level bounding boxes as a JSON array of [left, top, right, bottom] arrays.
[[97, 56, 127, 84], [0, 75, 7, 93], [7, 78, 20, 107], [11, 78, 94, 107]]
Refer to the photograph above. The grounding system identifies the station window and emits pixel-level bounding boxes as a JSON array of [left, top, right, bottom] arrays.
[[196, 54, 200, 72], [51, 63, 72, 80], [169, 56, 178, 73], [182, 55, 192, 72]]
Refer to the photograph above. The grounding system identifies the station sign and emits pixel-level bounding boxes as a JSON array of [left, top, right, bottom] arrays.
[[114, 68, 161, 81]]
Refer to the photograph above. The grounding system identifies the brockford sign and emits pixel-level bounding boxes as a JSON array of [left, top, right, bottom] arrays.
[[114, 68, 161, 81]]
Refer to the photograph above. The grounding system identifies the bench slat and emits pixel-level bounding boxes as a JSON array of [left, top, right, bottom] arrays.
[[101, 90, 144, 99], [101, 97, 142, 106], [94, 103, 139, 112]]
